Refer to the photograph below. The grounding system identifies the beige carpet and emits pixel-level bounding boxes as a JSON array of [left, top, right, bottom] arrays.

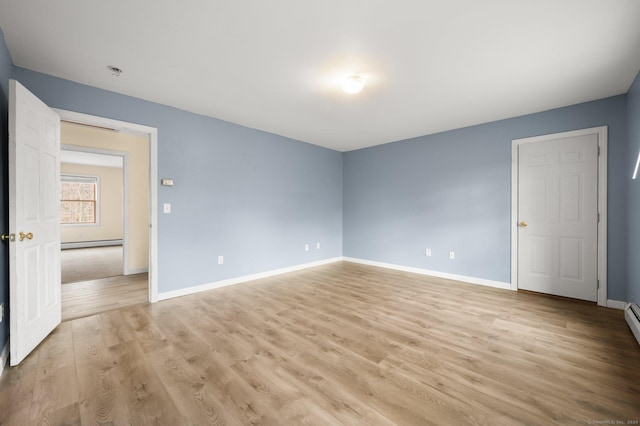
[[61, 246, 123, 284]]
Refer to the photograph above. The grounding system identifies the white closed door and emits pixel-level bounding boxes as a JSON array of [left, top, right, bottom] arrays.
[[9, 80, 61, 365], [517, 133, 598, 301]]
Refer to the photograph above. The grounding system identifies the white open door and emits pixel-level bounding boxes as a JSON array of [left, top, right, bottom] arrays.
[[8, 80, 61, 366]]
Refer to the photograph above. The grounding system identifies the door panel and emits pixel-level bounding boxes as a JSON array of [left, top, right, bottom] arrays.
[[42, 152, 58, 221], [530, 236, 551, 276], [517, 134, 598, 301], [9, 79, 61, 365], [559, 237, 582, 280]]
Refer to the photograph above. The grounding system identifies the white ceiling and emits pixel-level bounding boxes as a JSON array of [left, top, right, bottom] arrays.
[[1, 1, 639, 152]]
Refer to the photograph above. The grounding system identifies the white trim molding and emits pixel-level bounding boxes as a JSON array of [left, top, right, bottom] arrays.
[[54, 109, 159, 304], [157, 256, 513, 302], [158, 257, 344, 301], [126, 267, 149, 275], [61, 144, 129, 267], [344, 257, 511, 290], [0, 339, 9, 378], [60, 173, 101, 226], [606, 299, 627, 310], [511, 126, 608, 306]]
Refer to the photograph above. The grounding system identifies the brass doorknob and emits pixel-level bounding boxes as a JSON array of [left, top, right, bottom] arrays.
[[518, 221, 527, 228], [19, 231, 33, 241], [1, 234, 14, 242]]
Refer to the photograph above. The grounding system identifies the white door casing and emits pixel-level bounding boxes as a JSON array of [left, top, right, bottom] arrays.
[[511, 127, 607, 305], [61, 145, 129, 274], [54, 109, 159, 303], [9, 80, 61, 365]]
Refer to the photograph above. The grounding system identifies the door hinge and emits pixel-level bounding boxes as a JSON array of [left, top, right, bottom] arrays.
[[598, 146, 601, 156], [598, 213, 600, 223], [597, 279, 600, 289]]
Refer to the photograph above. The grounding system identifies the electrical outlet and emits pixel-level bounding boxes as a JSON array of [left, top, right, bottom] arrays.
[[217, 256, 224, 265], [304, 244, 309, 252], [425, 248, 431, 257], [449, 251, 455, 260], [316, 242, 321, 250]]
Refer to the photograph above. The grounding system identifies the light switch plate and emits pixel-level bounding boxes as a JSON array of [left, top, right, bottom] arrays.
[[163, 203, 171, 213], [161, 179, 174, 186]]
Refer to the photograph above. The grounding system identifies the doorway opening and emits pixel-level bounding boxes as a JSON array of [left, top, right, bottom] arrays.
[[60, 149, 125, 284], [55, 111, 159, 320]]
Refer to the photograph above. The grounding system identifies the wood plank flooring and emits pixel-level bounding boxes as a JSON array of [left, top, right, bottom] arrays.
[[62, 273, 148, 321], [2, 261, 639, 425]]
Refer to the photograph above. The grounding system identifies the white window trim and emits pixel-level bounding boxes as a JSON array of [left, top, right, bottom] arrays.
[[60, 173, 100, 227]]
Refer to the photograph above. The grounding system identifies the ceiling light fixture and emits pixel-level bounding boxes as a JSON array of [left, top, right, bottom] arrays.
[[342, 75, 365, 94], [107, 65, 123, 77]]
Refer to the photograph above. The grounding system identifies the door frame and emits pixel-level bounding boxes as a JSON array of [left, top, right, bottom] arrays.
[[60, 145, 130, 274], [54, 109, 159, 303], [510, 126, 608, 306]]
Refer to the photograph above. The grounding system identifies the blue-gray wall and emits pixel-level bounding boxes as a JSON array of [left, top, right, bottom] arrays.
[[627, 71, 640, 306], [11, 67, 343, 294], [0, 26, 638, 363], [343, 96, 629, 300], [0, 29, 11, 352]]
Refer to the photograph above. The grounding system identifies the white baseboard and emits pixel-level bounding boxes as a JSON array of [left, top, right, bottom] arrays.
[[343, 257, 512, 290], [125, 267, 149, 276], [0, 339, 9, 378], [606, 299, 627, 310], [157, 257, 343, 301]]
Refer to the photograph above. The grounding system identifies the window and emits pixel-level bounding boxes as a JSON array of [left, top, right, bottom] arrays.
[[60, 175, 98, 224]]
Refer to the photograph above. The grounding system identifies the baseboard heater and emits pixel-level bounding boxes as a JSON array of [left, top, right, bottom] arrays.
[[61, 239, 123, 250], [625, 303, 640, 347]]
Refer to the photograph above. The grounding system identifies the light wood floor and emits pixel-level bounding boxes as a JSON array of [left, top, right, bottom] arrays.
[[2, 262, 639, 425], [62, 273, 148, 321]]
